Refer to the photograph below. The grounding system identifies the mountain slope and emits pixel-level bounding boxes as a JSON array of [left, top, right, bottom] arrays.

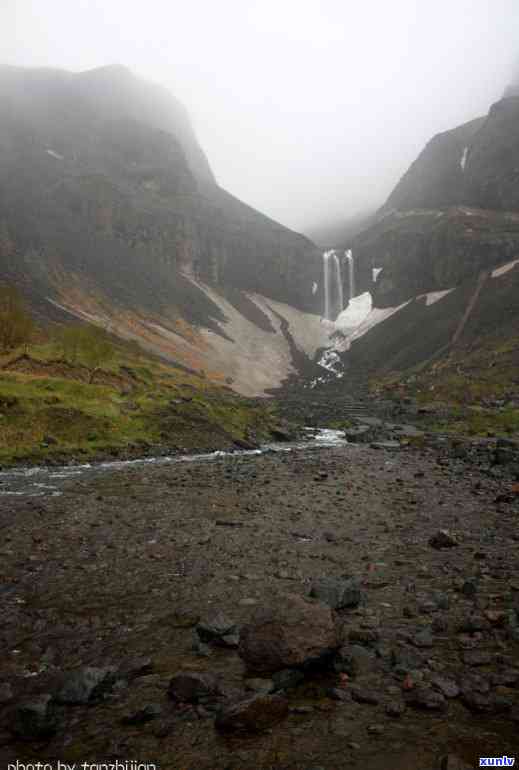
[[0, 65, 326, 394]]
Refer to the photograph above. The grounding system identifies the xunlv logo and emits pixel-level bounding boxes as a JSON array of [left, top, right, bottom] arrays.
[[479, 759, 515, 767]]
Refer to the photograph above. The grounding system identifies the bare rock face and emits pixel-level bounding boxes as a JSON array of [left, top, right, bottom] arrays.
[[238, 593, 338, 674]]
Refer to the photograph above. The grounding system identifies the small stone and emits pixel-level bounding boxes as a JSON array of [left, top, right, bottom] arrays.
[[385, 700, 406, 717], [11, 694, 57, 740], [439, 755, 472, 770], [334, 644, 377, 677], [431, 677, 460, 699], [244, 678, 274, 695], [272, 668, 304, 691], [197, 612, 237, 644], [57, 666, 115, 705], [405, 686, 447, 711], [348, 628, 380, 645], [310, 576, 362, 610], [168, 672, 218, 703], [215, 695, 288, 733], [350, 686, 379, 705], [121, 703, 162, 725], [0, 682, 13, 703], [462, 650, 492, 667], [411, 629, 434, 648], [429, 530, 459, 549], [329, 687, 352, 702], [461, 579, 478, 598], [367, 724, 385, 735]]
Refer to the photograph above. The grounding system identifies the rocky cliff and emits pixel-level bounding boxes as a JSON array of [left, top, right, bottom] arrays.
[[0, 64, 326, 394], [349, 84, 519, 308]]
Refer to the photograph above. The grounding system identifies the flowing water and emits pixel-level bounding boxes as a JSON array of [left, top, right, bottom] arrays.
[[0, 428, 350, 498], [322, 249, 344, 320], [345, 248, 355, 301]]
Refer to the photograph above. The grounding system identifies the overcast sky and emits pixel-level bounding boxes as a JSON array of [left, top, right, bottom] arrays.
[[2, 1, 518, 232]]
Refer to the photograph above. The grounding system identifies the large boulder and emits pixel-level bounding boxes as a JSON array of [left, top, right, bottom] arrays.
[[238, 593, 338, 674]]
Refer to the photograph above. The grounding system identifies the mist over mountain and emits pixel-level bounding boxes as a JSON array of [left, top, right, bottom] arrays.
[[0, 63, 329, 395]]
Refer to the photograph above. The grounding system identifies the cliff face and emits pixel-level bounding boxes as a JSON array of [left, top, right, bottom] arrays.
[[0, 64, 322, 318], [0, 65, 327, 394], [350, 85, 519, 307]]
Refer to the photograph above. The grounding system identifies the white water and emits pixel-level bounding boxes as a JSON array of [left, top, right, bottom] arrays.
[[345, 249, 355, 301], [0, 430, 350, 498], [322, 250, 344, 321]]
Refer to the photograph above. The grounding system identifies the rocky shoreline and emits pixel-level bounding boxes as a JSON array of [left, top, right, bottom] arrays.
[[0, 434, 518, 769]]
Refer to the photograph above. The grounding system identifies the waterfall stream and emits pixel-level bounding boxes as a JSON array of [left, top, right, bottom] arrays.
[[322, 249, 344, 321]]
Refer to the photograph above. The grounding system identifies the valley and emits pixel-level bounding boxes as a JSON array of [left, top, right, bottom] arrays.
[[0, 53, 519, 770]]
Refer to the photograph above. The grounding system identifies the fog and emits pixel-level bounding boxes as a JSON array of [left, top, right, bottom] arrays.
[[2, 0, 518, 232]]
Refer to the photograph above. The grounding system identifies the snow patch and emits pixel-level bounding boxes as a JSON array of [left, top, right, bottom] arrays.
[[491, 258, 519, 278], [418, 288, 455, 306], [335, 292, 372, 332], [372, 267, 383, 283], [312, 281, 318, 295], [46, 149, 64, 160], [460, 146, 469, 171]]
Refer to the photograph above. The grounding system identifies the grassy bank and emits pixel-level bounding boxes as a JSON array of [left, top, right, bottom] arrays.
[[0, 341, 284, 466], [369, 334, 519, 438]]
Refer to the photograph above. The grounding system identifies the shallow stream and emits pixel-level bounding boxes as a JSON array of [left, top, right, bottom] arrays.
[[0, 428, 348, 498]]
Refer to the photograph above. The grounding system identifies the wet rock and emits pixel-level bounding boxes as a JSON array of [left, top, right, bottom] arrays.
[[0, 682, 13, 703], [367, 724, 385, 735], [168, 672, 218, 703], [429, 530, 459, 549], [117, 656, 153, 681], [310, 576, 362, 609], [215, 694, 288, 733], [431, 677, 460, 699], [57, 666, 115, 705], [10, 694, 57, 740], [405, 686, 447, 711], [411, 629, 434, 648], [370, 441, 401, 451], [121, 703, 162, 725], [461, 689, 512, 713], [196, 612, 238, 646], [350, 686, 379, 705], [238, 593, 338, 673], [391, 645, 424, 673], [272, 668, 305, 691], [439, 755, 472, 770], [329, 687, 351, 702], [462, 650, 492, 667], [345, 425, 374, 443], [334, 644, 377, 677], [459, 613, 490, 633], [348, 627, 380, 645], [432, 616, 449, 633], [385, 700, 406, 717], [461, 579, 478, 598], [244, 678, 274, 695]]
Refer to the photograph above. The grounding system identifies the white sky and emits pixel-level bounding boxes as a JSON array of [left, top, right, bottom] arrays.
[[1, 0, 518, 231]]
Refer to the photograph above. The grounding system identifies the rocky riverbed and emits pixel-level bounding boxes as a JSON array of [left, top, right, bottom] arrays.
[[0, 436, 518, 769]]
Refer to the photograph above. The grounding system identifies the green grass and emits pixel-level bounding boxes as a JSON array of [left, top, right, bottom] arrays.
[[369, 333, 519, 438], [0, 341, 283, 465]]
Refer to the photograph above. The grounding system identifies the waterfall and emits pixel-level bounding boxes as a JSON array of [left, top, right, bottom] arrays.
[[345, 249, 355, 302], [334, 253, 344, 314], [322, 249, 344, 321]]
